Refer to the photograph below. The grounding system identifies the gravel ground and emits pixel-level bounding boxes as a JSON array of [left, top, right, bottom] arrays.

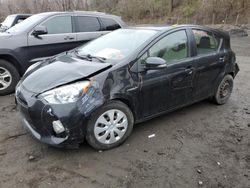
[[0, 37, 249, 188]]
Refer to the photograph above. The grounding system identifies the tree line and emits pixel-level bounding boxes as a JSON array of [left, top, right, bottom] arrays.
[[0, 0, 249, 24]]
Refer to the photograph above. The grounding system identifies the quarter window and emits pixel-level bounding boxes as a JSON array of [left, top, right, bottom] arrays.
[[42, 16, 72, 34], [100, 18, 121, 31], [192, 29, 220, 55], [148, 30, 188, 63], [77, 16, 101, 32]]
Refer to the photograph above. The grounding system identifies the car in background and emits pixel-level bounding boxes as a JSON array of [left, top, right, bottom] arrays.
[[0, 11, 126, 95], [0, 14, 31, 32], [16, 25, 239, 150]]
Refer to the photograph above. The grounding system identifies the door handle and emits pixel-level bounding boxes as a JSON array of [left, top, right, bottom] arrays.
[[185, 67, 194, 75], [187, 70, 193, 75], [64, 36, 75, 40], [219, 57, 226, 63]]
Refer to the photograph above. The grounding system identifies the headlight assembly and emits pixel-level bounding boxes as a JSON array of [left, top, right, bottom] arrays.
[[40, 81, 91, 104]]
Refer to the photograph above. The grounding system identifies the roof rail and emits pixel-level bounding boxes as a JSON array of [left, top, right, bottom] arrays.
[[69, 10, 107, 15]]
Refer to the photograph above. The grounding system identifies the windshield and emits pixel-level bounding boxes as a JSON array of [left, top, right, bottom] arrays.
[[77, 29, 157, 61], [7, 14, 44, 33], [1, 15, 15, 28]]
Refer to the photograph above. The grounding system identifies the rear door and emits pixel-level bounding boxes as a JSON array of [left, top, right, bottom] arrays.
[[27, 15, 78, 61], [191, 29, 226, 100], [137, 29, 196, 118], [74, 16, 108, 46]]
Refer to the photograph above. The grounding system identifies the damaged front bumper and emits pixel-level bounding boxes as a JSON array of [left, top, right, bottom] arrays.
[[22, 118, 69, 146], [16, 86, 89, 148]]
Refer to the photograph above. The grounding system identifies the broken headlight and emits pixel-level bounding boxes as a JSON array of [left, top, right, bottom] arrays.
[[40, 81, 91, 104]]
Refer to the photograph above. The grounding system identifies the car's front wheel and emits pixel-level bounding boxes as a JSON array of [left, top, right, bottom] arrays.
[[213, 74, 234, 105], [0, 60, 20, 95], [86, 101, 134, 150]]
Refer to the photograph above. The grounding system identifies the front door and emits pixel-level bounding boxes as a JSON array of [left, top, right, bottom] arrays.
[[27, 15, 78, 62], [138, 30, 196, 118]]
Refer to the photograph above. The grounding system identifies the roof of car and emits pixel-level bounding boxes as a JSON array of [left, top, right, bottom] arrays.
[[35, 11, 120, 18], [128, 25, 171, 31], [126, 24, 229, 37], [8, 14, 32, 17], [129, 24, 212, 30]]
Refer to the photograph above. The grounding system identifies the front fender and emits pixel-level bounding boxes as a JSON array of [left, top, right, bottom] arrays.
[[0, 49, 24, 73]]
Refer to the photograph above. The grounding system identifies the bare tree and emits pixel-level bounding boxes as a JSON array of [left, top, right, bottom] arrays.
[[0, 0, 249, 24], [170, 0, 174, 12]]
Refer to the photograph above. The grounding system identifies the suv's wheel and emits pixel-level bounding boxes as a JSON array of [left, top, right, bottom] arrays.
[[86, 101, 134, 150], [213, 74, 234, 105], [0, 60, 20, 95]]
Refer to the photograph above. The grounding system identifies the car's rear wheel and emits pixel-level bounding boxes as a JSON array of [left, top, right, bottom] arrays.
[[86, 101, 134, 150], [213, 74, 234, 105], [0, 60, 20, 95]]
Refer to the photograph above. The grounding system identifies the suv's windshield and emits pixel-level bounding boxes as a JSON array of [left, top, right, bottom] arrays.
[[1, 15, 15, 28], [77, 29, 157, 61], [7, 14, 44, 33]]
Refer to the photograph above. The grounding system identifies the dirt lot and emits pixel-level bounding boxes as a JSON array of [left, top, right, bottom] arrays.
[[0, 37, 250, 188]]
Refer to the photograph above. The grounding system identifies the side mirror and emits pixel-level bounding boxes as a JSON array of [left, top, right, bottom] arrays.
[[32, 26, 48, 37], [145, 57, 167, 70]]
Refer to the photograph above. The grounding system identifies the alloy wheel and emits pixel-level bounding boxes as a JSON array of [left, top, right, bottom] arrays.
[[0, 67, 12, 91]]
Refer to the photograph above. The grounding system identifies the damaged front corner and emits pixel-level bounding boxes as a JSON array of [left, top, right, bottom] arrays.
[[78, 81, 104, 116]]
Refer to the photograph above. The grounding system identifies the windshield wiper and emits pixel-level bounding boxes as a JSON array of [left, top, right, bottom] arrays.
[[74, 49, 106, 63], [86, 54, 106, 63]]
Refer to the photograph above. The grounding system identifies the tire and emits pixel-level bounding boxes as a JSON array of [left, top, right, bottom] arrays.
[[213, 74, 234, 105], [86, 101, 134, 150], [0, 60, 20, 95]]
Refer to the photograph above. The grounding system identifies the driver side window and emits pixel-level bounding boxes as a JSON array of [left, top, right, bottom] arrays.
[[149, 30, 188, 63], [42, 16, 72, 34], [137, 30, 188, 72]]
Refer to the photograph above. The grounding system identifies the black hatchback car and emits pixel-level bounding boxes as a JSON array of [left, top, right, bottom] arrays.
[[16, 25, 239, 150]]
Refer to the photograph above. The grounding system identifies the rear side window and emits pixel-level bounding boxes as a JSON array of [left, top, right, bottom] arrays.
[[77, 16, 101, 32], [42, 16, 72, 34], [100, 18, 121, 31], [192, 29, 220, 55]]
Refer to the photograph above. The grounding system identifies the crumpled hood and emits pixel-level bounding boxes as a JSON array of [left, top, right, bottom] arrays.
[[21, 54, 112, 93]]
